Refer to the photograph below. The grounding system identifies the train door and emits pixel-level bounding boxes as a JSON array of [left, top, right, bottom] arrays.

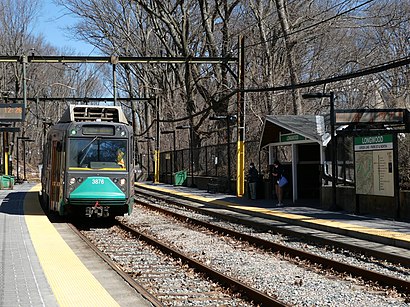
[[50, 140, 64, 212]]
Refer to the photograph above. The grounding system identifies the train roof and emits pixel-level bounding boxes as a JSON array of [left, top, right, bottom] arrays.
[[58, 104, 129, 124]]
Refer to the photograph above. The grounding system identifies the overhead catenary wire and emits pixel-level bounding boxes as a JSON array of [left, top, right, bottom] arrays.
[[243, 55, 410, 94]]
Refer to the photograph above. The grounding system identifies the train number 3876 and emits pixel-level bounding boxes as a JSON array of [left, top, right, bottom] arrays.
[[92, 178, 105, 185]]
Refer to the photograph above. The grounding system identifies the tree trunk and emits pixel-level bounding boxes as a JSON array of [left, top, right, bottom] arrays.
[[274, 0, 302, 115]]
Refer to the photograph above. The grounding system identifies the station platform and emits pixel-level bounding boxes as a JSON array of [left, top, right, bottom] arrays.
[[0, 182, 150, 307], [136, 181, 410, 252]]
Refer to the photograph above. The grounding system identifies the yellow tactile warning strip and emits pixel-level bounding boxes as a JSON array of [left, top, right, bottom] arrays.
[[24, 184, 120, 307], [136, 182, 410, 243]]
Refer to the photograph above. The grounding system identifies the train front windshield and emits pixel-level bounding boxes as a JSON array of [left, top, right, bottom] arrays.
[[68, 138, 127, 170]]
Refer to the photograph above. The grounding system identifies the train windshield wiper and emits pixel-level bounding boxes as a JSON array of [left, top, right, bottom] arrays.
[[78, 136, 99, 165]]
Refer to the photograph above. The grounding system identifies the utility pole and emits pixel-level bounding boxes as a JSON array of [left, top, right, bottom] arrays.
[[237, 36, 245, 197]]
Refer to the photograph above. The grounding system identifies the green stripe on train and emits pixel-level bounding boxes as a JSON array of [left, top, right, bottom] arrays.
[[70, 177, 126, 199]]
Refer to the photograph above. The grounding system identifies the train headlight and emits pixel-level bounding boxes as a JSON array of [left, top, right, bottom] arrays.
[[119, 178, 126, 186], [69, 177, 83, 185]]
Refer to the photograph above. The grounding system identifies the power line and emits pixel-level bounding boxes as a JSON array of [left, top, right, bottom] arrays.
[[243, 55, 410, 93]]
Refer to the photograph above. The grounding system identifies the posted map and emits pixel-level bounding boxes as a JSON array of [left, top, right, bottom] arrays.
[[355, 150, 394, 197], [355, 151, 373, 195]]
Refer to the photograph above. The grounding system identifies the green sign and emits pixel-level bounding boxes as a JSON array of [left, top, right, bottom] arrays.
[[354, 134, 393, 151], [280, 133, 306, 143]]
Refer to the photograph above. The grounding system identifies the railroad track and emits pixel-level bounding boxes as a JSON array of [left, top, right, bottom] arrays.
[[71, 221, 286, 306], [133, 195, 410, 294], [136, 188, 410, 268]]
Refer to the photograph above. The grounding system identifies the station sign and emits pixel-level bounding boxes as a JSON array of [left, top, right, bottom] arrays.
[[354, 135, 393, 151], [280, 133, 306, 143], [0, 104, 25, 122]]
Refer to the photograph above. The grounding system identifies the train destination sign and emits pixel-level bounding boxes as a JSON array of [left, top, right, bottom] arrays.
[[0, 104, 25, 122], [354, 134, 394, 197]]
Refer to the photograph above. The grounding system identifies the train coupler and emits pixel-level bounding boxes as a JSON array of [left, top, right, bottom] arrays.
[[85, 202, 110, 218]]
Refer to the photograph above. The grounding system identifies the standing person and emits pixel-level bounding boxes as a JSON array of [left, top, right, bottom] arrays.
[[248, 162, 258, 200], [272, 159, 286, 206]]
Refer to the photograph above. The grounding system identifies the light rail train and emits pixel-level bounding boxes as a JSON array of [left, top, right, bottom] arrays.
[[40, 104, 135, 218]]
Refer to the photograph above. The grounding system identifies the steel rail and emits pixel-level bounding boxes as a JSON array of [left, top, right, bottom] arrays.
[[135, 196, 410, 294], [67, 223, 164, 307], [116, 219, 288, 306], [136, 187, 410, 268]]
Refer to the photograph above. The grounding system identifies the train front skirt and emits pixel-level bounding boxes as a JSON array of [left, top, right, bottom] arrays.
[[68, 177, 127, 217]]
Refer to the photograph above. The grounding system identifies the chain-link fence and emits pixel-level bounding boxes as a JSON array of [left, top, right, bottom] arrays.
[[135, 136, 358, 196], [137, 133, 410, 198], [152, 140, 268, 190]]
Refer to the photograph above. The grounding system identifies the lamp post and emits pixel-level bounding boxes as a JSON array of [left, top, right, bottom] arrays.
[[302, 92, 336, 210], [1, 92, 13, 176], [176, 125, 194, 187], [21, 138, 34, 182], [161, 130, 176, 184], [209, 114, 237, 194], [42, 119, 53, 149], [16, 137, 30, 183], [144, 136, 155, 182], [137, 140, 149, 180]]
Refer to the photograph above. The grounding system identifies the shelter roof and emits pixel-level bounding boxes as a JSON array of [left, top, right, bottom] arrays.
[[259, 115, 331, 150]]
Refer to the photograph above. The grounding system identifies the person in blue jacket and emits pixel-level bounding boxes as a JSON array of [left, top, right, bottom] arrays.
[[272, 159, 285, 206]]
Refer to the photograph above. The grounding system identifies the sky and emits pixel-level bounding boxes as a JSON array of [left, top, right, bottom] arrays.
[[34, 0, 97, 55]]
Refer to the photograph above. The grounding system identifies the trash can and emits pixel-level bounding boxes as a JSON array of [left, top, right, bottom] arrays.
[[174, 170, 188, 186], [0, 175, 13, 190]]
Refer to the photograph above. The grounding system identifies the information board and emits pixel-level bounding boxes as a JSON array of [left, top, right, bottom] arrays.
[[354, 135, 394, 197], [0, 104, 25, 121]]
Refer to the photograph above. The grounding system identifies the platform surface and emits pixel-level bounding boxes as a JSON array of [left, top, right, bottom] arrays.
[[0, 183, 150, 307]]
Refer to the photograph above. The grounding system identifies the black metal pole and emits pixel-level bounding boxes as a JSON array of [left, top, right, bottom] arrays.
[[155, 97, 160, 183], [393, 133, 400, 219], [147, 144, 150, 181], [227, 117, 232, 193], [16, 140, 19, 181], [23, 141, 26, 181], [330, 92, 337, 210], [112, 63, 117, 106], [190, 127, 194, 187], [172, 131, 176, 178]]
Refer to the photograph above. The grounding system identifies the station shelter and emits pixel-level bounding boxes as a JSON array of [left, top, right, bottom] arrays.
[[259, 115, 331, 205]]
